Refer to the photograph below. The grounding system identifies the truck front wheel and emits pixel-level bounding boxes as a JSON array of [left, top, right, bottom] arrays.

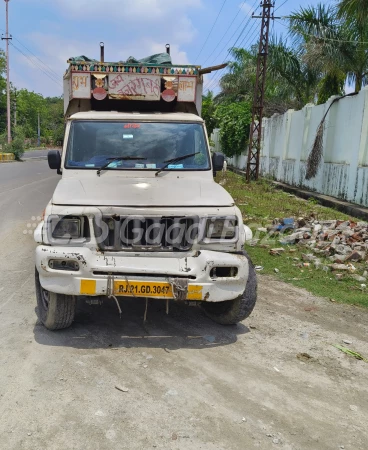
[[35, 268, 77, 330], [202, 253, 257, 325]]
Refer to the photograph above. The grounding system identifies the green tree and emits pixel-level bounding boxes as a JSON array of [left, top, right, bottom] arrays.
[[202, 91, 217, 135], [337, 0, 368, 91], [267, 37, 321, 108], [217, 48, 257, 104], [215, 44, 310, 115], [16, 89, 46, 139], [215, 2, 368, 113], [337, 0, 368, 33], [43, 96, 64, 144], [289, 2, 368, 93], [14, 90, 64, 144], [214, 102, 252, 157], [0, 49, 7, 135]]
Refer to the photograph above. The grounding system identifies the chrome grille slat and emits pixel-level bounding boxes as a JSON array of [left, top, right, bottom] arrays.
[[94, 216, 198, 252]]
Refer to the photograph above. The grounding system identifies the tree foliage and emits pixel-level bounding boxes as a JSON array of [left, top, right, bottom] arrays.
[[14, 89, 64, 144], [202, 0, 368, 155], [214, 102, 252, 157], [289, 2, 368, 93], [0, 126, 26, 160], [202, 91, 217, 135], [0, 50, 7, 133]]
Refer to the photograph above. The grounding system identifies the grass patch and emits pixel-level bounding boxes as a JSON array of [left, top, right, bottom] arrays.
[[218, 171, 368, 308]]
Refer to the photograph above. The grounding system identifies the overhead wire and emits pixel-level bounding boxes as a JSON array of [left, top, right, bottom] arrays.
[[202, 0, 258, 67], [205, 1, 288, 94], [236, 18, 259, 49], [205, 20, 260, 93], [11, 35, 60, 80], [206, 0, 259, 67], [1, 27, 63, 88], [10, 42, 63, 88], [205, 31, 259, 93], [205, 37, 259, 92], [203, 0, 259, 93], [204, 4, 260, 93], [277, 17, 368, 44], [274, 0, 288, 12], [194, 0, 229, 62]]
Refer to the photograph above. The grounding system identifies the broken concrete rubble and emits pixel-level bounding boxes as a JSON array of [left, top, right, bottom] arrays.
[[329, 264, 356, 272], [351, 274, 367, 282], [270, 218, 368, 264], [263, 217, 368, 281], [346, 251, 365, 262]]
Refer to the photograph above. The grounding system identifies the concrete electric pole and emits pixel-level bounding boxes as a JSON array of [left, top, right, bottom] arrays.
[[2, 0, 12, 144], [13, 87, 16, 127], [37, 112, 40, 147], [246, 1, 275, 182]]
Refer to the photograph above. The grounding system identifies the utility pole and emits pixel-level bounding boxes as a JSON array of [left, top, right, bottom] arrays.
[[37, 112, 40, 147], [1, 0, 12, 144], [246, 1, 275, 182], [13, 87, 17, 127]]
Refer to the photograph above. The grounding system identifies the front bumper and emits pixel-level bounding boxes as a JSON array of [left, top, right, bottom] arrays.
[[35, 246, 249, 302]]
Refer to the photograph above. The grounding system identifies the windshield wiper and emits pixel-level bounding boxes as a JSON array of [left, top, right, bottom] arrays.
[[155, 152, 200, 176], [97, 156, 146, 176]]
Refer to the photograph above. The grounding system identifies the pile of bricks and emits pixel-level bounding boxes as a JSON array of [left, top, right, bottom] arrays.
[[268, 218, 368, 278]]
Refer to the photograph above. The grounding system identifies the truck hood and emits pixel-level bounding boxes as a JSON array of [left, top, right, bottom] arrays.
[[52, 176, 234, 207]]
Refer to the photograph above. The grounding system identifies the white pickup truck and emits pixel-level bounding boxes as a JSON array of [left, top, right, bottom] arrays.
[[34, 49, 257, 330]]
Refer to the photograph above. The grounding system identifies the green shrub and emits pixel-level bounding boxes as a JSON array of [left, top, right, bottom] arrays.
[[1, 127, 26, 160], [10, 135, 25, 160], [214, 102, 252, 157], [0, 131, 8, 151]]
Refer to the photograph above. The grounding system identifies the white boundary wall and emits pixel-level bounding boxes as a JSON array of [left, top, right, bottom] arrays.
[[214, 86, 368, 207]]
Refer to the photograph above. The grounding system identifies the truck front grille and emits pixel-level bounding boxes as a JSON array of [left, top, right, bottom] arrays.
[[94, 216, 198, 252]]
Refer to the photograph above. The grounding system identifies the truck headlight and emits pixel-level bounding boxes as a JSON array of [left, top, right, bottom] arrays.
[[206, 217, 237, 239], [52, 217, 82, 239]]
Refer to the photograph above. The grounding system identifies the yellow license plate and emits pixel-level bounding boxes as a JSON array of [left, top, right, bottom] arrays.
[[113, 281, 203, 300]]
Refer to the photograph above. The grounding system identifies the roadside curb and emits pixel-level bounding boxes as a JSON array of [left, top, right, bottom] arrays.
[[229, 166, 368, 221], [0, 153, 15, 163], [23, 156, 48, 161]]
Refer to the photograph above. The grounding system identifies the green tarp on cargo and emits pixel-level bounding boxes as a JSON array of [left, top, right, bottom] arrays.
[[68, 53, 172, 65]]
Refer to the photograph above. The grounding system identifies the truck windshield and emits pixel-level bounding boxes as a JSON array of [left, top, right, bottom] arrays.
[[65, 121, 211, 172]]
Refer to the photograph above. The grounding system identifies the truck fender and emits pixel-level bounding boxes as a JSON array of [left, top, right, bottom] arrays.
[[34, 221, 44, 245]]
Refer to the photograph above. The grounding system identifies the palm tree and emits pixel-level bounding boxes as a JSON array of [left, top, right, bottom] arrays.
[[216, 47, 257, 103], [289, 2, 368, 93], [216, 44, 312, 114], [337, 0, 368, 91], [267, 37, 321, 108], [337, 0, 368, 31]]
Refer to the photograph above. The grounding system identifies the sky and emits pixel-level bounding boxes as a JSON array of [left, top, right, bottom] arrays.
[[0, 0, 333, 98]]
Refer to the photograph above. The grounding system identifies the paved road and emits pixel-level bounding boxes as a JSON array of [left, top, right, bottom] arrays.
[[0, 160, 367, 450], [22, 149, 53, 160]]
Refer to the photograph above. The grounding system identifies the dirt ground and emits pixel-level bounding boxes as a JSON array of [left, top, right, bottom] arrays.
[[0, 220, 367, 450]]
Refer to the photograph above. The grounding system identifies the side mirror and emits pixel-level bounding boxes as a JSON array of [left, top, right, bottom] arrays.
[[48, 150, 62, 175], [212, 152, 225, 175]]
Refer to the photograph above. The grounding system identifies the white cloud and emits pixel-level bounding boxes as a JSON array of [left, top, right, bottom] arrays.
[[51, 0, 202, 21], [50, 0, 201, 47], [13, 0, 202, 96], [149, 42, 190, 65], [13, 32, 191, 96]]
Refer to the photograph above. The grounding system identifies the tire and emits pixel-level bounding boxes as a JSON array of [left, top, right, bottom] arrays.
[[35, 268, 77, 330], [202, 252, 257, 325]]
